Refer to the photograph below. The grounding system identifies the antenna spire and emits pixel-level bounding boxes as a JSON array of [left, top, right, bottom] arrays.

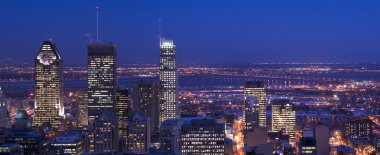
[[158, 18, 162, 45], [96, 4, 100, 42]]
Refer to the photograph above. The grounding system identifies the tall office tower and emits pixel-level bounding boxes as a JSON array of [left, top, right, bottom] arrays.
[[271, 99, 296, 143], [132, 81, 159, 137], [126, 111, 151, 154], [93, 112, 118, 152], [344, 118, 373, 139], [115, 89, 131, 142], [77, 92, 88, 127], [87, 43, 117, 124], [33, 40, 63, 128], [244, 81, 267, 129], [159, 39, 178, 125], [180, 118, 226, 155], [244, 96, 259, 134], [0, 87, 9, 128]]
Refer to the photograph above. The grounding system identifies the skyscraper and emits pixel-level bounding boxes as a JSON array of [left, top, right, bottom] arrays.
[[271, 99, 296, 143], [33, 40, 63, 128], [87, 43, 117, 124], [115, 89, 131, 142], [132, 81, 159, 138], [159, 39, 178, 125], [0, 87, 9, 128], [77, 92, 88, 127], [244, 81, 267, 128]]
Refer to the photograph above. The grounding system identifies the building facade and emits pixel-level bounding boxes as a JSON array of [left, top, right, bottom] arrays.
[[180, 118, 225, 155], [244, 81, 267, 128], [50, 132, 85, 155], [115, 89, 131, 143], [344, 118, 373, 139], [126, 111, 151, 154], [132, 81, 159, 138], [92, 112, 118, 152], [271, 99, 296, 143], [159, 40, 178, 125], [77, 92, 88, 127], [33, 40, 64, 128], [87, 43, 117, 124]]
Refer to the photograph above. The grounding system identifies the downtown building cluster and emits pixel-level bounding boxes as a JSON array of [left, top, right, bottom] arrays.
[[0, 12, 379, 155], [0, 41, 378, 155]]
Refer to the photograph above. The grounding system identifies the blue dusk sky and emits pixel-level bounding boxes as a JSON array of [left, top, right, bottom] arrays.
[[1, 0, 380, 65]]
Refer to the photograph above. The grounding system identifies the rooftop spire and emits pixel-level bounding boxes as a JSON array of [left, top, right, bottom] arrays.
[[96, 4, 100, 42], [158, 18, 162, 45]]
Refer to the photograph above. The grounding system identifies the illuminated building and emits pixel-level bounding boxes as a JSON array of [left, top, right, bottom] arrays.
[[299, 137, 317, 155], [92, 112, 118, 152], [271, 99, 296, 142], [0, 87, 9, 128], [0, 143, 23, 155], [160, 119, 180, 154], [115, 89, 131, 143], [244, 81, 267, 129], [33, 40, 63, 128], [344, 118, 373, 139], [50, 132, 85, 155], [87, 43, 117, 124], [243, 96, 259, 135], [77, 92, 88, 127], [132, 81, 159, 138], [126, 111, 150, 154], [180, 118, 225, 155], [159, 39, 178, 125]]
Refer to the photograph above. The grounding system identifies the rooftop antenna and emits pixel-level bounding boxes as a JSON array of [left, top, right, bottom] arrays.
[[158, 18, 162, 45], [96, 4, 100, 42]]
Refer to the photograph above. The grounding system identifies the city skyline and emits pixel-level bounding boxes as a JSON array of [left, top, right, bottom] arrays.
[[2, 1, 380, 65], [1, 1, 380, 154]]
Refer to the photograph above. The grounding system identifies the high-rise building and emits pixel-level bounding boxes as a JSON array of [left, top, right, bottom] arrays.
[[271, 99, 296, 143], [115, 89, 131, 142], [244, 96, 259, 134], [126, 111, 151, 154], [0, 87, 9, 128], [132, 81, 159, 138], [77, 92, 88, 127], [180, 118, 225, 155], [244, 81, 267, 128], [159, 39, 178, 125], [87, 43, 117, 124], [33, 40, 63, 128], [92, 112, 118, 152]]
